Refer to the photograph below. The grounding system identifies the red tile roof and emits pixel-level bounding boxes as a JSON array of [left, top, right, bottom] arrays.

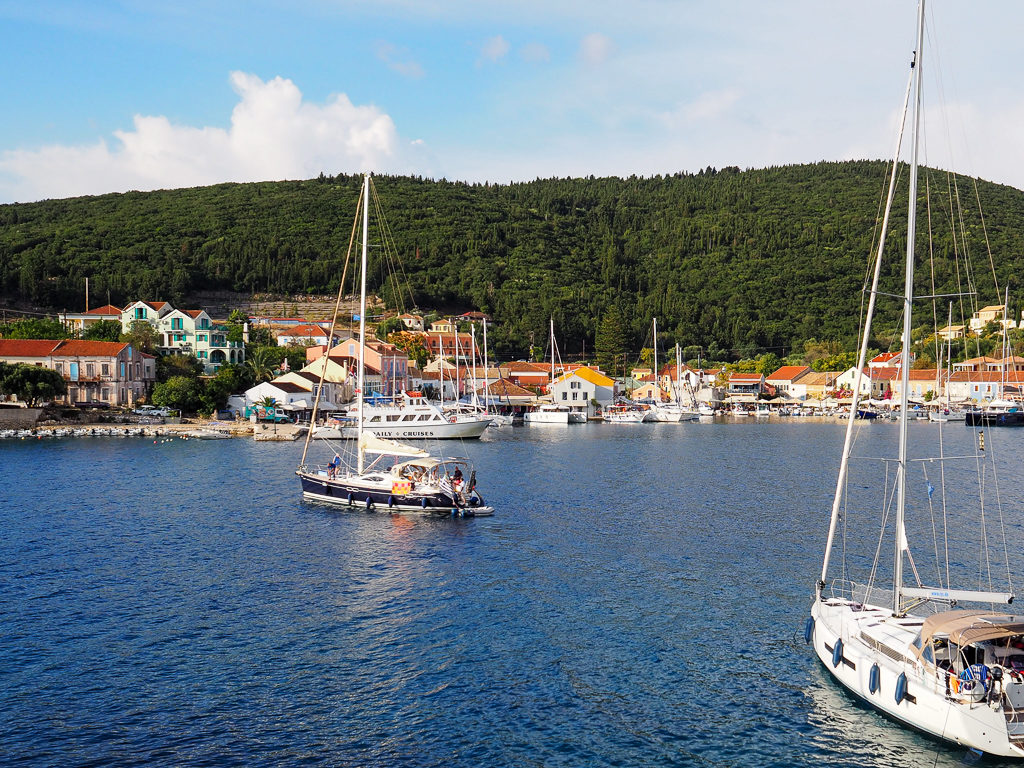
[[0, 339, 61, 357], [53, 340, 128, 356], [84, 304, 123, 315], [766, 365, 810, 382]]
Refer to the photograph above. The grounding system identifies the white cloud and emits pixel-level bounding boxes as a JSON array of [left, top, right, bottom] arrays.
[[0, 72, 400, 202], [480, 35, 510, 63], [375, 42, 425, 78], [578, 33, 612, 66]]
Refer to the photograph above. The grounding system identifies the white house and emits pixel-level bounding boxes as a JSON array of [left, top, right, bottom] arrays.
[[549, 367, 617, 417], [119, 300, 244, 373]]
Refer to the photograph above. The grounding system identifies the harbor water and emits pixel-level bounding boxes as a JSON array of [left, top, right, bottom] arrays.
[[3, 420, 1024, 767]]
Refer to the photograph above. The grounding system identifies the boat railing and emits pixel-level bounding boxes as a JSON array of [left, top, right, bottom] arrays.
[[826, 579, 892, 608]]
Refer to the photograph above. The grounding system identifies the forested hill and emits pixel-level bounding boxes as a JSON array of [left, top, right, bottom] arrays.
[[2, 162, 1023, 360]]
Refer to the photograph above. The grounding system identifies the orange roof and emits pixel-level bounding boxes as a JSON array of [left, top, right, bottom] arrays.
[[279, 324, 330, 337], [53, 340, 129, 356], [84, 304, 123, 315], [182, 309, 205, 318], [872, 352, 901, 363], [729, 372, 763, 381], [504, 360, 551, 373], [0, 339, 61, 357], [766, 365, 810, 382]]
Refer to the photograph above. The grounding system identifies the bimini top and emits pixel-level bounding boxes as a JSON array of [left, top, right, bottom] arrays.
[[912, 610, 1024, 659]]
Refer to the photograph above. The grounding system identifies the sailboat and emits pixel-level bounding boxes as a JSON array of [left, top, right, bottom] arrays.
[[296, 175, 493, 516], [648, 320, 699, 422], [524, 318, 572, 424], [809, 2, 1024, 756]]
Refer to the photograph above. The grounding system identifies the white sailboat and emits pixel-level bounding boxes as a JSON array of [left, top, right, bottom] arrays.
[[524, 318, 571, 424], [297, 175, 493, 516], [648, 320, 699, 422], [809, 3, 1024, 756]]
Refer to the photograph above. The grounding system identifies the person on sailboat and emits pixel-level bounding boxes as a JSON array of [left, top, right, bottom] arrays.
[[328, 454, 341, 479]]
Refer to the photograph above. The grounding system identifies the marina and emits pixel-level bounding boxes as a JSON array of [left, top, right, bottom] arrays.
[[4, 422, 1024, 766]]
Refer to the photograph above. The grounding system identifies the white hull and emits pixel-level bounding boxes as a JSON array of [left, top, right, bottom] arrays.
[[811, 597, 1024, 757], [313, 419, 489, 440], [524, 409, 570, 424], [603, 412, 646, 423]]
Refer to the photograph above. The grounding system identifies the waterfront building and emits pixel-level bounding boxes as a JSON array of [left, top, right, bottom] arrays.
[[0, 338, 154, 407], [549, 367, 616, 418]]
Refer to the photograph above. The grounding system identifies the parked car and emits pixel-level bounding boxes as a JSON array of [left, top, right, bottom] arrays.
[[133, 405, 170, 417]]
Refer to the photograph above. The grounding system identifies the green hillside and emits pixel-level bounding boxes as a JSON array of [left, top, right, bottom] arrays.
[[2, 162, 1022, 361]]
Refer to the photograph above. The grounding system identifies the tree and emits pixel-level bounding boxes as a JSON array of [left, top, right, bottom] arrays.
[[245, 346, 275, 383], [0, 363, 67, 405], [595, 311, 627, 378], [756, 352, 781, 376], [0, 318, 69, 339], [376, 316, 405, 341], [388, 330, 430, 369], [151, 375, 203, 413], [81, 320, 123, 342], [120, 320, 160, 355], [156, 353, 203, 382]]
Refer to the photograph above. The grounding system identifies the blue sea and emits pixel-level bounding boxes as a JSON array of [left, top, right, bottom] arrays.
[[3, 420, 1024, 767]]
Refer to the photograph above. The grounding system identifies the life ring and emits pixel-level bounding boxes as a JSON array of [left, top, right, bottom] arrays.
[[449, 416, 457, 423]]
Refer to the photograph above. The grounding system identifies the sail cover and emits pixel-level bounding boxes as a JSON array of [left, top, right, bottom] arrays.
[[358, 432, 431, 458]]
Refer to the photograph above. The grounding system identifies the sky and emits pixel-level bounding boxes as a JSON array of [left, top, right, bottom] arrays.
[[1, 0, 1023, 204]]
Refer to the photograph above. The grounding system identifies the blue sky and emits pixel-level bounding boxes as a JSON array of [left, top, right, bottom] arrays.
[[1, 0, 1022, 203]]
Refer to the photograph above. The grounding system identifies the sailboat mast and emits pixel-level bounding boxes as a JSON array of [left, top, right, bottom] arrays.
[[819, 8, 919, 594], [356, 174, 369, 474], [894, 0, 926, 615], [482, 318, 490, 416], [471, 323, 478, 408], [549, 317, 555, 383], [653, 318, 658, 400]]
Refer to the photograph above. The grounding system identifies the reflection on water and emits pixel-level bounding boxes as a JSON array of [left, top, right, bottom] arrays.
[[1, 421, 1023, 766]]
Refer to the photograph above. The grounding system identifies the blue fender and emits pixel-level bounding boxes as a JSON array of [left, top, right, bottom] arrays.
[[869, 663, 880, 694], [832, 639, 844, 668], [895, 672, 907, 704], [803, 617, 814, 645]]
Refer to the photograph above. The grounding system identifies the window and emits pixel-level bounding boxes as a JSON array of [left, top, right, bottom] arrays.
[[120, 362, 125, 378], [561, 392, 567, 401], [54, 362, 63, 374], [102, 363, 110, 376], [174, 333, 184, 342], [572, 392, 578, 401], [86, 363, 95, 378], [198, 334, 207, 342], [171, 317, 183, 330]]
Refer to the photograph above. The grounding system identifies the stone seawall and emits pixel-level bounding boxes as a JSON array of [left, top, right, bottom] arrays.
[[0, 408, 43, 429]]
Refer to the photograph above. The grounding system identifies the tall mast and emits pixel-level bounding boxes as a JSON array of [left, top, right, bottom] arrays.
[[894, 0, 926, 614], [550, 317, 555, 383], [653, 318, 658, 401], [819, 9, 919, 596], [482, 318, 490, 415], [356, 174, 369, 473], [471, 323, 478, 408]]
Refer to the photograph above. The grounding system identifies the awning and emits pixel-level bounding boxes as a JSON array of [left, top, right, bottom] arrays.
[[912, 610, 1024, 660]]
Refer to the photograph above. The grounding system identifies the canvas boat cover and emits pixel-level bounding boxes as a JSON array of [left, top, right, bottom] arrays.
[[912, 609, 1024, 659], [358, 433, 430, 458]]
